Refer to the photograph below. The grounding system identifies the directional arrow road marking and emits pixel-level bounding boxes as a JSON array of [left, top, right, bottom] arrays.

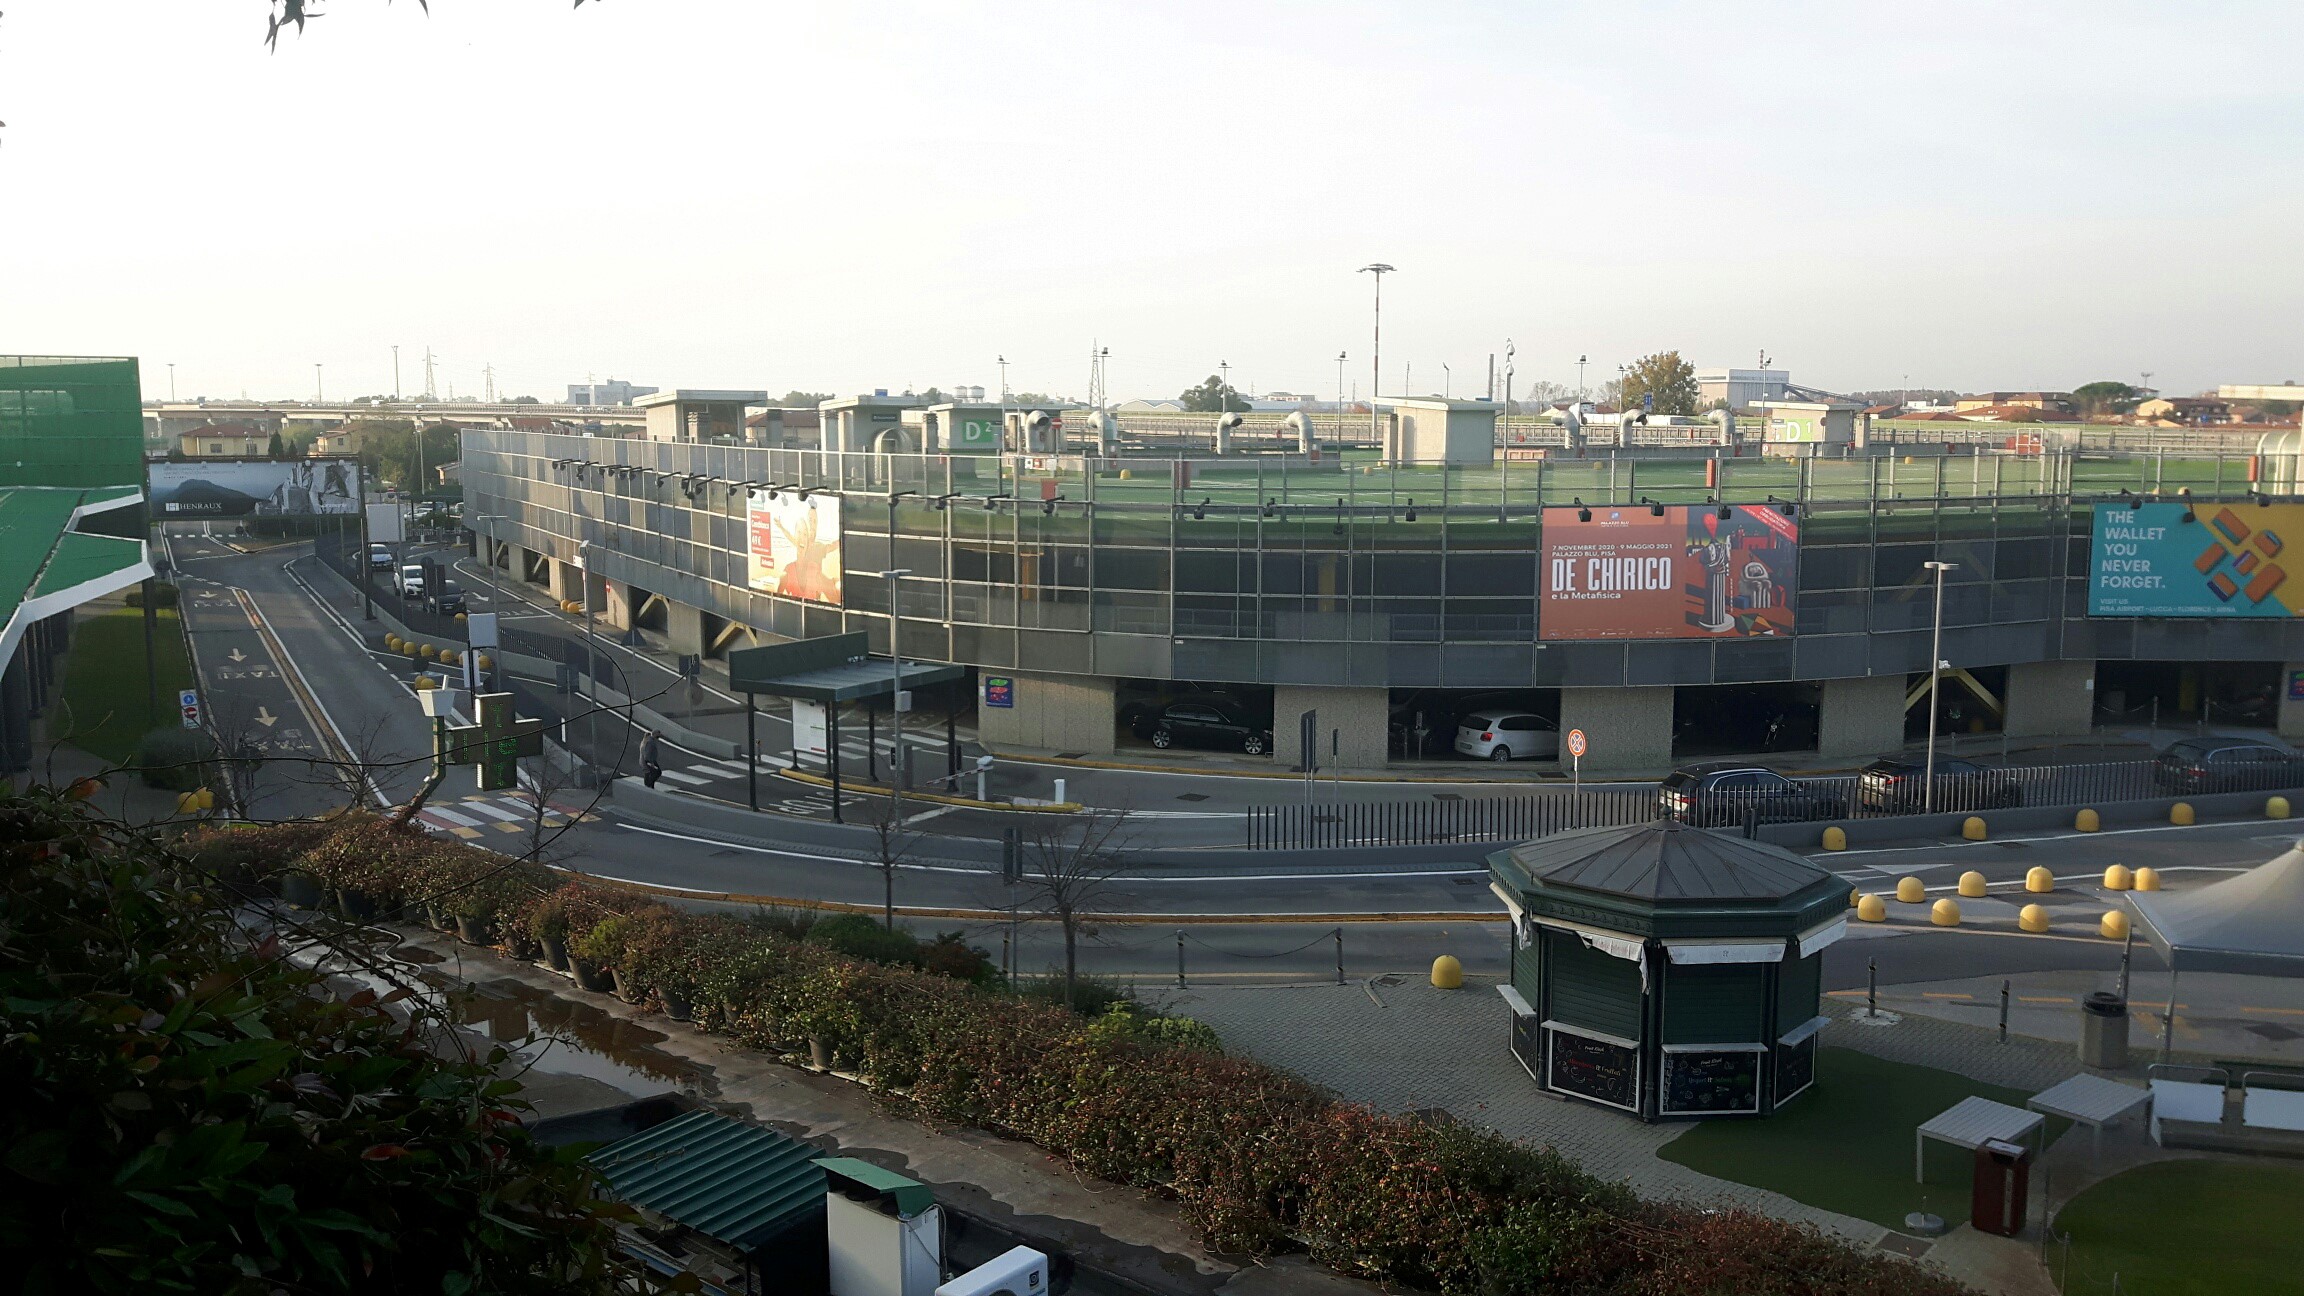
[[228, 648, 248, 663], [254, 706, 279, 728]]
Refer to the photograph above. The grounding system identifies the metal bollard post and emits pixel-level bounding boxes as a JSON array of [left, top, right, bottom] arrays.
[[1054, 777, 1067, 805], [1334, 927, 1344, 985], [1867, 956, 1878, 1019], [1176, 929, 1186, 988], [1999, 979, 2010, 1044]]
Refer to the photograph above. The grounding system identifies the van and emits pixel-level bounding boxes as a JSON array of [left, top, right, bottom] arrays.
[[395, 564, 427, 599]]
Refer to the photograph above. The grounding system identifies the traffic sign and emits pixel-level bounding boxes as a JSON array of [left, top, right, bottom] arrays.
[[1566, 729, 1588, 758], [179, 689, 201, 730]]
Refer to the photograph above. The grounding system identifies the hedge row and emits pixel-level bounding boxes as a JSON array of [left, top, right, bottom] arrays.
[[196, 817, 1973, 1296]]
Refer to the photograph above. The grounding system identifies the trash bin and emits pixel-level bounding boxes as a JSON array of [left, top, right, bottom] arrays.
[[2079, 991, 2129, 1069], [1971, 1138, 2033, 1237]]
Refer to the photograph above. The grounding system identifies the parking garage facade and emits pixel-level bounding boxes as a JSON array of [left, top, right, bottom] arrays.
[[462, 424, 2304, 775]]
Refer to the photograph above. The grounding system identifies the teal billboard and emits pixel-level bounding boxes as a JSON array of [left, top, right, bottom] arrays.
[[2090, 500, 2304, 618]]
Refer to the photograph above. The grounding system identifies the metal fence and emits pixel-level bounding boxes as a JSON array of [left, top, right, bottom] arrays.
[[1247, 754, 2304, 849]]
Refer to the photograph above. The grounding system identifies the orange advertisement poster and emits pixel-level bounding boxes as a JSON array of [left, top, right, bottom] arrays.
[[1540, 504, 1798, 640], [745, 491, 845, 606]]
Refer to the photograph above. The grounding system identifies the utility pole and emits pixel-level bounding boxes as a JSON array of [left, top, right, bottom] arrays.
[[422, 348, 438, 402], [1359, 263, 1394, 450], [483, 363, 496, 404], [1923, 560, 1958, 812], [314, 363, 324, 403], [879, 567, 913, 826], [392, 345, 401, 401], [167, 363, 176, 401], [1336, 351, 1348, 440]]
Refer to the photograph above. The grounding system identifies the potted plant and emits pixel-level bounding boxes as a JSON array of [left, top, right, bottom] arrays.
[[450, 888, 499, 947], [527, 893, 572, 971], [570, 914, 630, 996]]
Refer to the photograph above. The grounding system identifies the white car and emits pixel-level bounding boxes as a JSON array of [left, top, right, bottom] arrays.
[[1453, 709, 1560, 762], [395, 563, 427, 599]]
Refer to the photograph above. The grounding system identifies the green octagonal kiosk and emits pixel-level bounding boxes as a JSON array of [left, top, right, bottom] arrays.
[[1487, 821, 1848, 1120]]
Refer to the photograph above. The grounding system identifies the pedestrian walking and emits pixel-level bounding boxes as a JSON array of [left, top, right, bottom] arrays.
[[641, 730, 663, 789]]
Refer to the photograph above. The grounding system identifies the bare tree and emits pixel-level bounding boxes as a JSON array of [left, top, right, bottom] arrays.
[[511, 741, 587, 867], [287, 708, 401, 815], [1016, 808, 1133, 1010], [855, 793, 921, 930]]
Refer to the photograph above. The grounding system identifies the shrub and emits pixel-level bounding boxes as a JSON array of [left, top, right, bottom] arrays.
[[805, 913, 927, 967], [1083, 1003, 1222, 1054], [121, 581, 178, 608], [573, 914, 637, 969], [1018, 971, 1135, 1017], [132, 727, 215, 791]]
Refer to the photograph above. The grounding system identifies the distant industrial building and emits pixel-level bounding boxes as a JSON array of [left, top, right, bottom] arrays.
[[1954, 391, 2073, 414], [1696, 368, 1792, 412], [566, 379, 659, 407]]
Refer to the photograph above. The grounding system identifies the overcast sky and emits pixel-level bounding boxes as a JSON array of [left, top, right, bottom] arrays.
[[5, 2, 2298, 404]]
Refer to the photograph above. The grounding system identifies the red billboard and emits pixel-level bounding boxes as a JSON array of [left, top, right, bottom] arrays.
[[1540, 504, 1798, 640]]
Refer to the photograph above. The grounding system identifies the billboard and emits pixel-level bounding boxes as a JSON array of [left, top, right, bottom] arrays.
[[147, 459, 361, 517], [1540, 504, 1798, 640], [2090, 501, 2304, 618], [745, 490, 844, 605]]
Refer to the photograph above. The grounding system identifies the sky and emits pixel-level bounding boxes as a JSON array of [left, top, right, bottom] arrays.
[[4, 2, 2299, 404]]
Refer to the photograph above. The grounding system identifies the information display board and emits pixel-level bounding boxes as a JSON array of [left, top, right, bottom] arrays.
[[745, 490, 844, 605], [2090, 500, 2304, 618], [1540, 503, 1797, 640], [148, 459, 361, 517], [1546, 1028, 1639, 1111], [1661, 1049, 1762, 1115]]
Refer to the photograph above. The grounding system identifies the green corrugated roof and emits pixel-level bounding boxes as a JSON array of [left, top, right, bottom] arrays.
[[589, 1109, 827, 1253], [0, 488, 151, 651], [35, 531, 146, 598], [814, 1156, 935, 1219]]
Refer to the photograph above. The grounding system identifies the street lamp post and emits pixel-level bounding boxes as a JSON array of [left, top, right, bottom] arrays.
[[1335, 351, 1347, 440], [1923, 560, 1959, 812], [877, 567, 913, 826], [314, 363, 325, 403], [1358, 263, 1394, 448], [1577, 354, 1587, 400]]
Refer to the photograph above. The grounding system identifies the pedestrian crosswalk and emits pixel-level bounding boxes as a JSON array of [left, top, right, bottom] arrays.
[[416, 791, 601, 840], [653, 754, 790, 788]]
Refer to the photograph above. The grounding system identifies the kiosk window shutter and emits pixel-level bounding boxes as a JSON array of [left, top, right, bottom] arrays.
[[1543, 929, 1641, 1040], [1776, 951, 1822, 1025], [1662, 963, 1765, 1045]]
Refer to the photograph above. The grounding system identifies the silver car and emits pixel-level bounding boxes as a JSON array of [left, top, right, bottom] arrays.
[[1453, 709, 1559, 762]]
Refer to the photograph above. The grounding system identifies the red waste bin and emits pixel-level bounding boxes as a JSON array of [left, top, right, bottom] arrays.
[[1971, 1138, 2032, 1236]]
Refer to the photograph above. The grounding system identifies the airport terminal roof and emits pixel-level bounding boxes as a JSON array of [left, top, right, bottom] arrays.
[[0, 485, 150, 669]]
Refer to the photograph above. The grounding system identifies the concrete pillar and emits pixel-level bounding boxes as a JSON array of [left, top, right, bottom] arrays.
[[2278, 665, 2304, 741], [1557, 685, 1675, 777], [1271, 685, 1390, 770], [0, 651, 31, 774], [2004, 659, 2095, 739], [666, 601, 707, 657], [546, 557, 580, 603], [1817, 674, 1908, 761], [973, 669, 1119, 756]]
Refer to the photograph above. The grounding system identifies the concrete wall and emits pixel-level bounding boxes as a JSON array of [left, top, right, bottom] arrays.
[[1817, 674, 1909, 760], [547, 558, 581, 604], [1272, 685, 1389, 770], [2004, 659, 2095, 738], [666, 601, 706, 657], [1557, 685, 1674, 777], [974, 669, 1118, 755]]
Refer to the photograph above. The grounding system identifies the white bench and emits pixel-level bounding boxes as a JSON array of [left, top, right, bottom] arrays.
[[2149, 1078, 2226, 1144]]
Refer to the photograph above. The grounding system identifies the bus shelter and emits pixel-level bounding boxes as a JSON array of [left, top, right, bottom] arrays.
[[727, 632, 963, 822]]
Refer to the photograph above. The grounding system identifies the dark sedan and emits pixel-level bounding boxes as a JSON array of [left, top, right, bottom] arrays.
[[1855, 756, 2022, 814], [1143, 701, 1273, 756], [2153, 738, 2304, 794], [1658, 762, 1843, 827]]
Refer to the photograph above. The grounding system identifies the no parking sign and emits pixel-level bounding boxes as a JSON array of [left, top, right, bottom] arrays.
[[1567, 728, 1588, 790]]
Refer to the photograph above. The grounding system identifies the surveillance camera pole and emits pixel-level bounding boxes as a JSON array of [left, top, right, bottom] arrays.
[[1923, 560, 1959, 812]]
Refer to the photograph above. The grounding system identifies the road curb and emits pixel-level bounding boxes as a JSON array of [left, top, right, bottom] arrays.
[[773, 766, 1080, 814]]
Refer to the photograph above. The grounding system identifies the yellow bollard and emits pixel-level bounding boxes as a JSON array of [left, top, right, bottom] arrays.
[[385, 635, 403, 653], [1856, 893, 1888, 922], [2075, 807, 2100, 832], [1822, 825, 1848, 851], [2104, 864, 2133, 891], [1895, 876, 1926, 903], [420, 644, 438, 660], [1430, 955, 1464, 989], [2170, 802, 2195, 826], [1962, 816, 1987, 841], [2019, 904, 2050, 933], [414, 676, 437, 691], [1958, 871, 1988, 898], [1117, 468, 1132, 479], [176, 790, 200, 814], [476, 654, 493, 671], [1849, 886, 1862, 907], [2270, 795, 2292, 820], [195, 787, 215, 811], [2134, 867, 2161, 892], [455, 612, 468, 623], [2100, 909, 2131, 940], [1931, 898, 1962, 927], [2025, 865, 2055, 894]]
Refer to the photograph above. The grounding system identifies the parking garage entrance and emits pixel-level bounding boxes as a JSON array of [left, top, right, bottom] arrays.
[[1112, 679, 1275, 757], [1388, 688, 1561, 765], [1672, 682, 1821, 759], [1901, 664, 2007, 744], [2095, 660, 2278, 731]]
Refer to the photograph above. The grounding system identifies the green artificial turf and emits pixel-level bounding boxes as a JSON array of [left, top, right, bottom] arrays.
[[2050, 1160, 2304, 1296], [1657, 1046, 2067, 1230], [58, 602, 194, 764]]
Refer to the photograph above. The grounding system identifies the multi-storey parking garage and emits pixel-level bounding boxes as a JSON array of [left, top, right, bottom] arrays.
[[462, 395, 2304, 776]]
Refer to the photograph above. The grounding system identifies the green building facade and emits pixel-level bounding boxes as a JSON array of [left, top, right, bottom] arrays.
[[0, 356, 146, 489]]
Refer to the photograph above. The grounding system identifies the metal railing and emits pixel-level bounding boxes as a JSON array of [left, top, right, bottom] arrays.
[[1245, 789, 1657, 850]]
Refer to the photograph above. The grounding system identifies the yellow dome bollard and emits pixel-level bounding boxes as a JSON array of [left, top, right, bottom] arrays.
[[2019, 904, 2051, 933], [2104, 864, 2133, 891], [2270, 795, 2292, 820], [2134, 867, 2162, 892], [420, 644, 438, 660], [1430, 955, 1464, 989], [1849, 886, 1862, 907], [455, 612, 468, 623], [1895, 876, 1926, 903], [1931, 898, 1962, 927], [414, 676, 437, 691], [2170, 802, 2196, 826], [1958, 871, 1988, 898], [385, 634, 403, 652], [1822, 825, 1848, 851], [176, 790, 201, 814], [1962, 816, 1988, 841], [2075, 807, 2101, 832], [1856, 893, 1888, 922], [2026, 866, 2055, 894], [2100, 909, 2131, 940], [476, 653, 494, 671]]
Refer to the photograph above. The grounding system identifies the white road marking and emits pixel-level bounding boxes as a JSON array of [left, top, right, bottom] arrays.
[[653, 768, 709, 787], [423, 806, 482, 827]]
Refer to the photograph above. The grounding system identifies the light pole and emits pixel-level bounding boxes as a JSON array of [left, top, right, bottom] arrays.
[[1358, 263, 1394, 448], [1335, 351, 1347, 439], [1576, 354, 1587, 401], [1923, 560, 1959, 812], [314, 363, 324, 403], [1220, 360, 1230, 407], [393, 345, 402, 401], [876, 567, 913, 826], [167, 363, 176, 401], [1442, 362, 1451, 399]]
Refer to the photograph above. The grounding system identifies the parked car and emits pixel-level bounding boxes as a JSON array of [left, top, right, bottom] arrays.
[[1855, 756, 2022, 813], [1120, 684, 1237, 735], [2153, 738, 2304, 794], [1452, 709, 1561, 762], [1144, 700, 1274, 755], [426, 579, 466, 616], [368, 543, 394, 571], [394, 563, 427, 599], [1658, 762, 1844, 826]]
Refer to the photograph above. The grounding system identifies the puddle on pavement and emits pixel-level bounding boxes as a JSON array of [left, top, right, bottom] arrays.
[[452, 976, 714, 1098]]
